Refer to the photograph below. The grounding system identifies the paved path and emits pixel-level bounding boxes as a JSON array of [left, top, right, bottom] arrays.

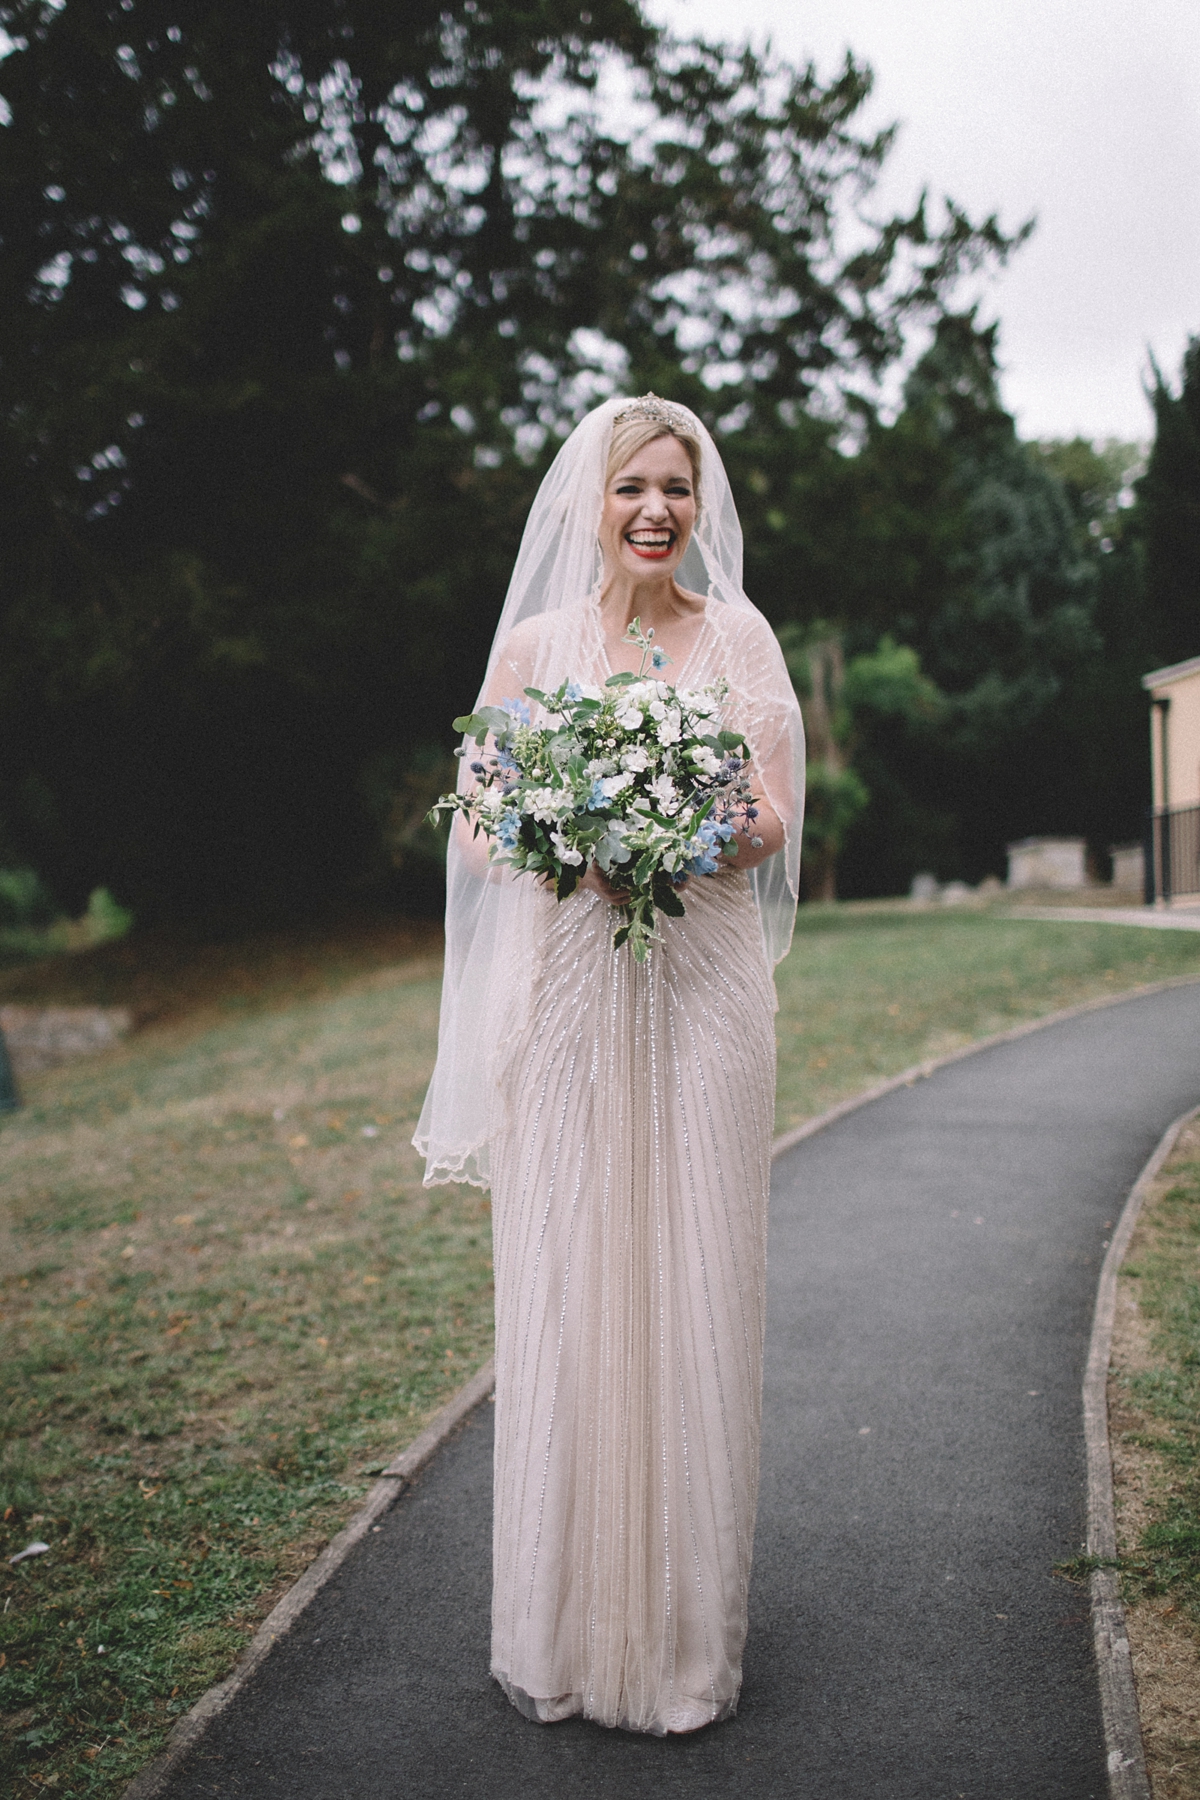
[[157, 984, 1200, 1800]]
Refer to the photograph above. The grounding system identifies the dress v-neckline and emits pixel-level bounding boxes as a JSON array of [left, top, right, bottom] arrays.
[[594, 601, 712, 688]]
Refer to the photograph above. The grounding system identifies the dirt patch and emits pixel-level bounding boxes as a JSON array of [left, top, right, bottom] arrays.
[[0, 909, 442, 1034]]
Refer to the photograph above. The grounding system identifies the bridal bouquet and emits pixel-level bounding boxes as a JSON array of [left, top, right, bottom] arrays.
[[430, 622, 761, 961]]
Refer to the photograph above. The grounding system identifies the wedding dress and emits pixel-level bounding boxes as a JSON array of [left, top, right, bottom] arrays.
[[415, 399, 804, 1735]]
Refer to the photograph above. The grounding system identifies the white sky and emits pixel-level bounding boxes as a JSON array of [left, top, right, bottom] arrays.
[[647, 0, 1200, 443]]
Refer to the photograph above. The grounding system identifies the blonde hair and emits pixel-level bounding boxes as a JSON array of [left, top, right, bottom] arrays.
[[605, 415, 703, 497]]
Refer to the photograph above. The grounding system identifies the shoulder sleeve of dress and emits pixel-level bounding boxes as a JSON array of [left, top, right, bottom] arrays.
[[723, 610, 804, 808], [483, 614, 545, 705]]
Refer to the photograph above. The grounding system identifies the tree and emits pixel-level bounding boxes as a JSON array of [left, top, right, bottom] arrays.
[[0, 1, 1025, 918], [778, 623, 940, 900], [1139, 339, 1200, 668], [1028, 437, 1149, 865], [838, 315, 1099, 889]]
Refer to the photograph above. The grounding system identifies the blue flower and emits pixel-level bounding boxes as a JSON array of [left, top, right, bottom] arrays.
[[501, 696, 532, 725], [496, 809, 522, 849], [585, 778, 607, 811], [682, 816, 732, 876], [683, 848, 720, 876], [651, 647, 668, 670], [564, 681, 583, 703]]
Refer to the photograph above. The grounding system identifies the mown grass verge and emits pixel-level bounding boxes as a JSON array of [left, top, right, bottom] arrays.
[[774, 904, 1200, 1133], [1110, 1115, 1200, 1797], [3, 905, 1200, 1795]]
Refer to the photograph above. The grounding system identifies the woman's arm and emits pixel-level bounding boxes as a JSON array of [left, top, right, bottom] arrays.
[[719, 792, 784, 875]]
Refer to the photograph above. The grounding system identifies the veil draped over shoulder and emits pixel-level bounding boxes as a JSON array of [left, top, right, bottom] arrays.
[[414, 396, 805, 1187]]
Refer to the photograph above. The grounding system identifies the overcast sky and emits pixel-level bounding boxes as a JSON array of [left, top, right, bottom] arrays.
[[648, 0, 1199, 443]]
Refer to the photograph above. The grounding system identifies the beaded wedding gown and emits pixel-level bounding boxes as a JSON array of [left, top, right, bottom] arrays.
[[485, 600, 787, 1734], [413, 393, 804, 1739]]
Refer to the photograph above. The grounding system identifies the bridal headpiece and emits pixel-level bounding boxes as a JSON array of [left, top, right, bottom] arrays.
[[612, 392, 696, 432]]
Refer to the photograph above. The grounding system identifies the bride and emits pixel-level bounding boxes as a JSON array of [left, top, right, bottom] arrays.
[[415, 394, 805, 1735]]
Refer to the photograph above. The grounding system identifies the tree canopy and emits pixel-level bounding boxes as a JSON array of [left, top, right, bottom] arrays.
[[0, 0, 1168, 918]]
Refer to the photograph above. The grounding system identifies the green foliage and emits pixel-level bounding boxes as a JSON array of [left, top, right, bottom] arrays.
[[777, 621, 943, 896], [0, 866, 56, 929], [0, 878, 133, 965], [359, 746, 456, 917], [842, 636, 942, 726], [0, 0, 1023, 919], [742, 310, 1126, 894], [800, 762, 869, 857], [1139, 338, 1200, 668], [1029, 437, 1143, 559]]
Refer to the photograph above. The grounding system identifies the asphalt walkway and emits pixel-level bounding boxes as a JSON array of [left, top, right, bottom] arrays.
[[156, 982, 1200, 1800]]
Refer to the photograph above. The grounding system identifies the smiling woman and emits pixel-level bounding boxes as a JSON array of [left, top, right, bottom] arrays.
[[415, 393, 806, 1736]]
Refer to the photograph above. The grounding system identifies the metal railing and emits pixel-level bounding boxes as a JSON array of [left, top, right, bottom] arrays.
[[1146, 803, 1200, 904]]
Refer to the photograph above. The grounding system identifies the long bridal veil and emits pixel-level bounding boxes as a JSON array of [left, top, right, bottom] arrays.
[[414, 396, 805, 1189]]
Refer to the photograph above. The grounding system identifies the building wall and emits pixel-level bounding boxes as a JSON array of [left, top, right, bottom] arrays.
[[1148, 667, 1200, 811]]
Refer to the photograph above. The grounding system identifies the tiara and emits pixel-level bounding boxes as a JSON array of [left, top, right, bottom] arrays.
[[612, 392, 693, 431]]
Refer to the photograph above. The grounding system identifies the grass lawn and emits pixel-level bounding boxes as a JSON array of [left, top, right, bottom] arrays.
[[3, 903, 1200, 1794], [1110, 1113, 1200, 1796], [774, 904, 1200, 1133]]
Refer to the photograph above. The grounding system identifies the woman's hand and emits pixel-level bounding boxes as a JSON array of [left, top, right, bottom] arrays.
[[578, 863, 631, 905]]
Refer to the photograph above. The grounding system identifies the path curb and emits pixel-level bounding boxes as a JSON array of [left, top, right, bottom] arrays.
[[122, 1358, 496, 1800], [1083, 1105, 1199, 1800], [123, 972, 1200, 1796]]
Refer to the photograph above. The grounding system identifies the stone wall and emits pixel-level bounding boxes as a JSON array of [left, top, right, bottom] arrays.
[[0, 1005, 133, 1077]]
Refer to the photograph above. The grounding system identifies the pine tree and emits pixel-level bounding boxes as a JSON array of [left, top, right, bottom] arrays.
[[1140, 339, 1200, 667]]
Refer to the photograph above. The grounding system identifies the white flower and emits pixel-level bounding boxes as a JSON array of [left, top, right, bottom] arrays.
[[615, 706, 643, 730], [475, 788, 504, 816], [550, 829, 584, 866], [600, 772, 633, 798], [656, 710, 682, 745], [688, 746, 722, 777], [620, 745, 651, 773], [527, 786, 569, 821], [647, 774, 680, 814], [587, 757, 616, 776], [682, 687, 719, 719]]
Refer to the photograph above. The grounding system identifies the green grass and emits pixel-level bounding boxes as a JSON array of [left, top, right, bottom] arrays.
[[3, 904, 1200, 1794], [1, 942, 489, 1796], [1113, 1124, 1200, 1620], [774, 905, 1200, 1133]]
